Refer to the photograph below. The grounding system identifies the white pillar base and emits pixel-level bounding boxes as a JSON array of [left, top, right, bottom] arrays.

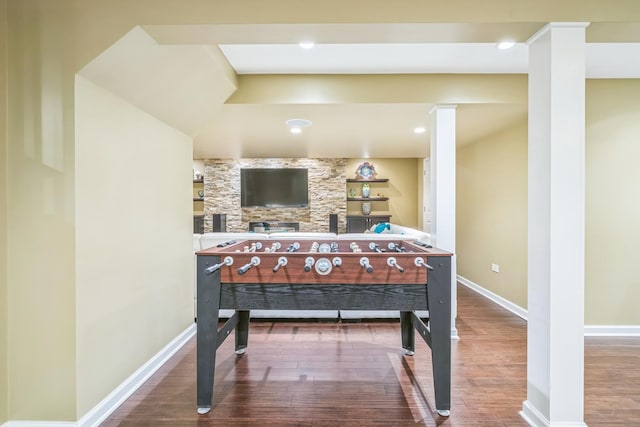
[[521, 400, 588, 427]]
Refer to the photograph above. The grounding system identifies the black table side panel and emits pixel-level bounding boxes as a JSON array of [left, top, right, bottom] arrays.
[[219, 283, 429, 311]]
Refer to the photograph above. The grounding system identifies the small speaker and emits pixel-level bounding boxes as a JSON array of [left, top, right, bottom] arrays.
[[193, 215, 204, 234], [212, 214, 227, 232], [329, 214, 338, 234]]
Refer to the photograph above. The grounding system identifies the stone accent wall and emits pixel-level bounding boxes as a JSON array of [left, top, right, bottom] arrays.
[[203, 158, 347, 233]]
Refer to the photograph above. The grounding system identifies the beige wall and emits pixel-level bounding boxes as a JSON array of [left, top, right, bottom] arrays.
[[5, 0, 194, 421], [457, 80, 640, 326], [346, 158, 420, 229], [75, 76, 193, 416], [457, 120, 529, 308], [585, 80, 640, 325], [0, 0, 8, 423], [6, 0, 78, 420]]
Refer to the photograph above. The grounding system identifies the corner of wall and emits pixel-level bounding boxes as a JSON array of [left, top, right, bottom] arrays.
[[75, 75, 193, 417], [456, 118, 528, 309], [0, 0, 9, 421]]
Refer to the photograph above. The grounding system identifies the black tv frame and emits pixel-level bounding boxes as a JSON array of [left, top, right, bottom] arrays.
[[240, 168, 309, 208]]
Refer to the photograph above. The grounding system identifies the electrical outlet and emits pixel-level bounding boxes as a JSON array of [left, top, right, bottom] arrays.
[[491, 263, 500, 273]]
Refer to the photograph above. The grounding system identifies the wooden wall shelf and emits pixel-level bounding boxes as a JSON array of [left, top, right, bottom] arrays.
[[346, 197, 389, 201], [346, 178, 389, 183]]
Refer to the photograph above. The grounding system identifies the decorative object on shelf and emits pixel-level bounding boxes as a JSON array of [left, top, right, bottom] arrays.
[[198, 190, 204, 198], [194, 170, 203, 180], [362, 202, 372, 215], [355, 161, 376, 179], [377, 192, 385, 197], [361, 183, 370, 198], [372, 222, 391, 233], [348, 188, 357, 198]]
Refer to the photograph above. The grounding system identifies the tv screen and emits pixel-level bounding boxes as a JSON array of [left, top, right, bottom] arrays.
[[240, 168, 309, 207]]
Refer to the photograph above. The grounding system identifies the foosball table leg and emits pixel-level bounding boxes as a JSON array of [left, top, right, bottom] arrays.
[[235, 310, 250, 354], [196, 255, 222, 414], [400, 310, 415, 355], [426, 256, 452, 417]]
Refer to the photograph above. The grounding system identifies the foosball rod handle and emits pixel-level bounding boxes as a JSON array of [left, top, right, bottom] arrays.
[[304, 256, 315, 272], [368, 242, 383, 253], [359, 257, 374, 273], [286, 242, 301, 252], [204, 256, 234, 275], [388, 242, 405, 252], [238, 256, 261, 275], [272, 256, 288, 272], [386, 256, 404, 272], [414, 257, 434, 271]]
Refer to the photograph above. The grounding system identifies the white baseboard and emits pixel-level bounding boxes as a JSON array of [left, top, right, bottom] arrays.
[[1, 422, 77, 427], [457, 275, 528, 320], [584, 325, 640, 336], [78, 323, 197, 427], [520, 400, 549, 427], [451, 326, 459, 340], [520, 399, 587, 427], [458, 275, 640, 337]]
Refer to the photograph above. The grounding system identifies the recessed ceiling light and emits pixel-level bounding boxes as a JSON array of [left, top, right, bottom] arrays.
[[286, 119, 311, 135], [286, 118, 312, 128], [298, 41, 315, 49], [497, 41, 516, 50], [414, 127, 426, 134]]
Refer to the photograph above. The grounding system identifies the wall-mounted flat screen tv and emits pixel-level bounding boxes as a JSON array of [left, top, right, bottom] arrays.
[[240, 168, 309, 207]]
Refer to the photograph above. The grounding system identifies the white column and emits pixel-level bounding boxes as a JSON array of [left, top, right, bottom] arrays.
[[429, 105, 458, 339], [522, 23, 588, 427]]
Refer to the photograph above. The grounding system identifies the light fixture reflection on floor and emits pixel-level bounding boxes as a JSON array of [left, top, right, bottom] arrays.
[[286, 118, 312, 134]]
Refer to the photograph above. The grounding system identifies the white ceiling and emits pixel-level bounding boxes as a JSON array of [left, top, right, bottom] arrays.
[[79, 23, 640, 159]]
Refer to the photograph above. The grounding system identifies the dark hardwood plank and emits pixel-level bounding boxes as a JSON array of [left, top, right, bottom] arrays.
[[100, 284, 640, 426]]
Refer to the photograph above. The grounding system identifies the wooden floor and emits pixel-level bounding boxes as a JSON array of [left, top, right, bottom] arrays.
[[101, 285, 640, 426]]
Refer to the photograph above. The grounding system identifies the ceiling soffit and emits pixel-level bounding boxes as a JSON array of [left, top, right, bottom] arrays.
[[78, 26, 237, 137], [78, 19, 640, 159], [226, 74, 527, 105]]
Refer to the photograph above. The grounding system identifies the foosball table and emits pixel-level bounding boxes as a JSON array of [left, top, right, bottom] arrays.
[[195, 238, 453, 416]]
